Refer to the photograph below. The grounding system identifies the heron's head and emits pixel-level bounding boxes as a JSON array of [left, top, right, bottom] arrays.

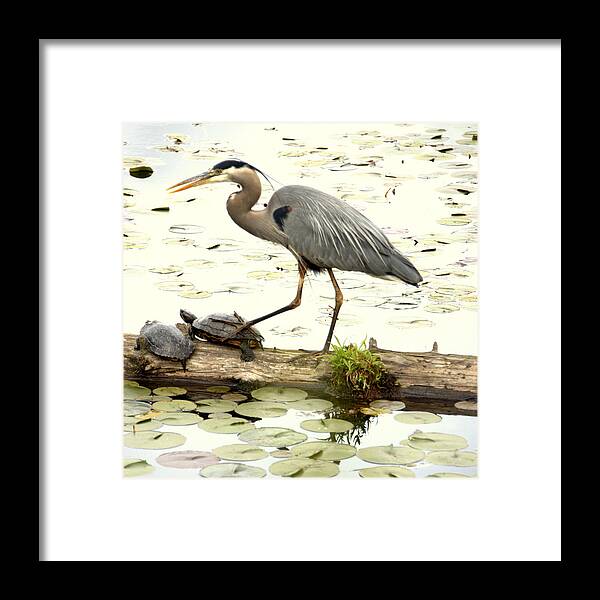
[[167, 159, 273, 193]]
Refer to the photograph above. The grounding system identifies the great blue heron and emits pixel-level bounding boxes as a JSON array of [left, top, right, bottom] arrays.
[[168, 159, 422, 352]]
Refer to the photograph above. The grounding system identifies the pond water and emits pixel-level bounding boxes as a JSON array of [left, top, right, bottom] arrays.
[[122, 122, 478, 478], [123, 380, 478, 479]]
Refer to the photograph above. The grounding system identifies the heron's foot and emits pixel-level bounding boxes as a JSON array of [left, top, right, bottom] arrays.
[[287, 349, 330, 365], [221, 323, 251, 344]]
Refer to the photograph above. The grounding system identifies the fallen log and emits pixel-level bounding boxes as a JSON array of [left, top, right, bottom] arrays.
[[123, 334, 477, 404]]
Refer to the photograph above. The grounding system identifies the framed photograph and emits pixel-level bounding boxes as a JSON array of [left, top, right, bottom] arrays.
[[41, 40, 561, 561]]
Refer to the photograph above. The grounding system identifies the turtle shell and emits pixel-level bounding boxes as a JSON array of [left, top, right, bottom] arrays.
[[139, 321, 195, 360], [193, 313, 263, 347]]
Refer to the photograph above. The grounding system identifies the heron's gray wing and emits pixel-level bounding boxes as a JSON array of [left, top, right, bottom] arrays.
[[270, 186, 422, 284]]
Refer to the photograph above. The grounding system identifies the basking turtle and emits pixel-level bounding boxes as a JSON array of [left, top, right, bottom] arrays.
[[180, 309, 263, 362], [136, 320, 195, 371]]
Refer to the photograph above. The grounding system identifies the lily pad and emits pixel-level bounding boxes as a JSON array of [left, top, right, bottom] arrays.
[[269, 458, 339, 478], [427, 472, 474, 478], [291, 442, 356, 461], [124, 431, 186, 450], [157, 280, 195, 292], [357, 466, 416, 478], [123, 416, 162, 432], [221, 392, 248, 401], [270, 449, 293, 458], [208, 412, 234, 419], [455, 400, 477, 412], [212, 444, 268, 461], [198, 417, 255, 434], [370, 400, 406, 411], [152, 399, 197, 413], [251, 386, 308, 403], [157, 451, 220, 469], [129, 166, 153, 178], [424, 303, 460, 313], [394, 411, 442, 425], [123, 400, 151, 417], [235, 401, 288, 419], [200, 463, 267, 478], [357, 445, 425, 465], [152, 386, 187, 397], [406, 431, 468, 451], [168, 224, 205, 235], [153, 412, 203, 426], [205, 385, 230, 393], [238, 427, 307, 447], [123, 459, 155, 477], [300, 418, 354, 433], [286, 398, 334, 412], [426, 450, 477, 467], [179, 290, 212, 299], [195, 399, 238, 414], [124, 384, 151, 400]]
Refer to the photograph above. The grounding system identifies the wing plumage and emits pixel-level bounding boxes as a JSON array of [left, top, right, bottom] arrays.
[[269, 185, 422, 285]]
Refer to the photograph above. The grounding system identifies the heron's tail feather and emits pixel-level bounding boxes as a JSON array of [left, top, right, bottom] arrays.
[[384, 251, 423, 286]]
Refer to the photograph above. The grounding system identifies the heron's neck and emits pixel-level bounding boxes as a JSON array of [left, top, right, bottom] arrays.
[[226, 170, 263, 231]]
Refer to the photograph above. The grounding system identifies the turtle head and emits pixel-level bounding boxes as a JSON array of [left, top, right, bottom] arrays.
[[180, 309, 197, 325]]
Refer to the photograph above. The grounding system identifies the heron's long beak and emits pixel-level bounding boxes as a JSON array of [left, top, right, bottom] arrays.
[[167, 169, 226, 194]]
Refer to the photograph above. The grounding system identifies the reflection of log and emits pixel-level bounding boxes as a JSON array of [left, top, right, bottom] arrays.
[[123, 334, 477, 404]]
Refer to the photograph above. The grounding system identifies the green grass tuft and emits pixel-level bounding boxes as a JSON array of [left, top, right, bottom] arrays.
[[328, 338, 387, 399]]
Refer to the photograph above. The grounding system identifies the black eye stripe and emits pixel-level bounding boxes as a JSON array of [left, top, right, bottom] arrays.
[[212, 159, 248, 170]]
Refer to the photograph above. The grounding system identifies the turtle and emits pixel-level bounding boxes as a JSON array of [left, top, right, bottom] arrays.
[[180, 309, 263, 362], [135, 320, 195, 371]]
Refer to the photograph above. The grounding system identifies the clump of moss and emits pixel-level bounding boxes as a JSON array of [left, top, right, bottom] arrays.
[[328, 338, 389, 399]]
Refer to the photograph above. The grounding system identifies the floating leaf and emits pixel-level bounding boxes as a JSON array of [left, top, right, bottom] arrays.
[[426, 450, 477, 467], [287, 398, 334, 412], [149, 265, 183, 275], [179, 290, 212, 299], [406, 431, 468, 451], [427, 472, 473, 478], [208, 412, 233, 420], [247, 270, 284, 281], [195, 399, 238, 414], [235, 401, 288, 419], [270, 449, 293, 458], [123, 400, 151, 417], [152, 399, 197, 413], [123, 416, 162, 432], [221, 392, 248, 401], [213, 444, 268, 461], [357, 466, 415, 478], [153, 412, 203, 426], [438, 216, 471, 226], [123, 459, 155, 477], [198, 417, 255, 434], [168, 224, 205, 235], [157, 451, 220, 469], [152, 386, 187, 397], [205, 385, 231, 393], [251, 386, 308, 403], [269, 458, 339, 478], [300, 418, 354, 433], [291, 442, 356, 461], [424, 303, 460, 313], [184, 259, 217, 269], [394, 411, 442, 425], [124, 431, 186, 449], [370, 400, 406, 411], [199, 463, 266, 478], [129, 166, 153, 178], [238, 427, 307, 447], [157, 280, 195, 292], [455, 400, 477, 412], [124, 384, 151, 400], [357, 445, 425, 465]]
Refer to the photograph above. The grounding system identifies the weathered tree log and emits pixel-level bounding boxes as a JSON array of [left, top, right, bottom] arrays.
[[123, 334, 477, 403]]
